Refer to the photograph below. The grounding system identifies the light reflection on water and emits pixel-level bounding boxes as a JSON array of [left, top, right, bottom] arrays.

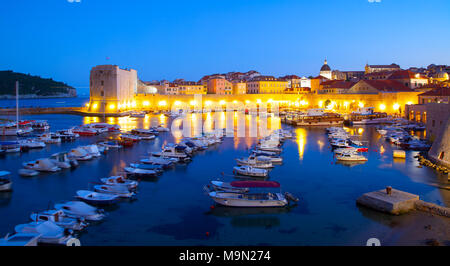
[[0, 112, 448, 245]]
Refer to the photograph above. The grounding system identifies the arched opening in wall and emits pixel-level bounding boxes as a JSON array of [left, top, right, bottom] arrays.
[[409, 110, 414, 121], [422, 112, 427, 124], [415, 112, 421, 123], [439, 152, 445, 160]]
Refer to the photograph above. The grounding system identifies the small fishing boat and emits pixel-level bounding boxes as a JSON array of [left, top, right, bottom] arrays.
[[0, 171, 12, 192], [151, 145, 191, 161], [68, 148, 93, 161], [124, 167, 159, 177], [18, 139, 46, 149], [233, 166, 269, 177], [130, 129, 157, 139], [39, 133, 61, 144], [18, 169, 39, 177], [30, 120, 50, 131], [130, 111, 146, 118], [0, 141, 21, 153], [56, 129, 79, 141], [140, 156, 176, 167], [151, 124, 169, 132], [208, 181, 298, 207], [94, 185, 135, 198], [30, 210, 87, 231], [76, 190, 119, 205], [236, 155, 273, 169], [97, 140, 122, 149], [23, 159, 61, 172], [49, 152, 77, 169], [100, 176, 138, 190], [129, 163, 164, 173], [336, 152, 368, 162], [80, 145, 101, 157], [54, 201, 105, 221], [255, 155, 283, 164], [256, 143, 282, 153], [14, 221, 76, 245]]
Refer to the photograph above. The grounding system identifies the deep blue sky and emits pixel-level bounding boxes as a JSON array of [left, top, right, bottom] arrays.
[[1, 0, 449, 95]]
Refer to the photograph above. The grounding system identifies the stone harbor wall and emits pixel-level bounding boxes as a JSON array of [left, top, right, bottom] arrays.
[[428, 112, 450, 168]]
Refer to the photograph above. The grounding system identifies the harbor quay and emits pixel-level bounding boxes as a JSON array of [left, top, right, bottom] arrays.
[[84, 92, 421, 115]]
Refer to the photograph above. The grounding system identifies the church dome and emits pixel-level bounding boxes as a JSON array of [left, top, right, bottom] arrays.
[[320, 59, 331, 71]]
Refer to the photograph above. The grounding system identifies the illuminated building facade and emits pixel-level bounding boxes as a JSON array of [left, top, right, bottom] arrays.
[[88, 65, 137, 113], [247, 76, 289, 94]]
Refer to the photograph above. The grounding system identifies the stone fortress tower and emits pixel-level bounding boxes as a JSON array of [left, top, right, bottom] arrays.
[[88, 65, 137, 113], [428, 114, 450, 168]]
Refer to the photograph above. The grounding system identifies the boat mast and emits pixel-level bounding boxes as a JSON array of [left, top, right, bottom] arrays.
[[15, 81, 19, 131]]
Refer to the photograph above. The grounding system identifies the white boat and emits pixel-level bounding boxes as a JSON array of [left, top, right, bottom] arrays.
[[236, 155, 273, 169], [30, 210, 87, 231], [54, 201, 105, 221], [151, 124, 169, 132], [0, 233, 40, 246], [80, 145, 101, 157], [39, 133, 61, 144], [18, 169, 39, 177], [130, 129, 157, 139], [14, 221, 75, 245], [124, 167, 158, 177], [76, 190, 119, 205], [140, 156, 176, 167], [336, 152, 368, 162], [68, 147, 93, 161], [23, 159, 61, 172], [18, 139, 46, 149], [151, 145, 190, 161], [255, 155, 283, 164], [0, 141, 21, 153], [0, 171, 12, 192], [256, 143, 282, 153], [130, 111, 146, 118], [209, 191, 288, 207], [49, 153, 73, 169], [233, 166, 268, 177], [100, 176, 138, 190], [94, 184, 135, 198], [56, 129, 79, 141]]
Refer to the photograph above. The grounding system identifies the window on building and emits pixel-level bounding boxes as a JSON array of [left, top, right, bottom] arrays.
[[101, 90, 104, 97], [101, 80, 104, 86], [432, 120, 435, 127], [439, 152, 445, 160]]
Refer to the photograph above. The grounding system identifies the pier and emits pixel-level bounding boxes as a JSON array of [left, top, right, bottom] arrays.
[[357, 187, 450, 218]]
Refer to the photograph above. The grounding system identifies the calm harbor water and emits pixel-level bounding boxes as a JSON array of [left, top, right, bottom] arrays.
[[0, 112, 448, 246], [0, 97, 89, 109]]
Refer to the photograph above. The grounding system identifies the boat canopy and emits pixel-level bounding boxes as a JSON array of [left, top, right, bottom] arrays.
[[230, 181, 280, 188]]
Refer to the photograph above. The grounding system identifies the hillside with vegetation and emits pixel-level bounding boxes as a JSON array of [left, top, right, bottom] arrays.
[[0, 70, 77, 97]]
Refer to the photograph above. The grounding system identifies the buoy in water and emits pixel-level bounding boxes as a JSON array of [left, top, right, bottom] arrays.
[[205, 232, 210, 237], [210, 205, 215, 210]]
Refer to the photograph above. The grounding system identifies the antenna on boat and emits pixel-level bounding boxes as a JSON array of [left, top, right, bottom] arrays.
[[15, 81, 19, 131]]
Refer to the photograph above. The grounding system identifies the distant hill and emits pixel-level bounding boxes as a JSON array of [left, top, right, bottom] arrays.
[[0, 70, 77, 98]]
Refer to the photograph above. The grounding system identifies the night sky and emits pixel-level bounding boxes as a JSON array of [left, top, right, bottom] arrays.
[[1, 0, 449, 95]]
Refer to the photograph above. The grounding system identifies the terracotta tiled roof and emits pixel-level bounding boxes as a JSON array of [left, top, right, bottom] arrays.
[[418, 87, 450, 96], [363, 80, 413, 92], [388, 70, 427, 80], [321, 80, 355, 89]]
